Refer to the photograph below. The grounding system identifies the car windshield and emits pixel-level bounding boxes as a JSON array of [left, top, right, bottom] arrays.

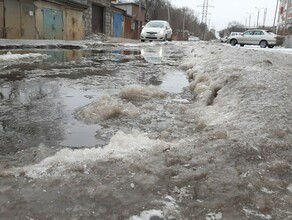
[[146, 22, 165, 28]]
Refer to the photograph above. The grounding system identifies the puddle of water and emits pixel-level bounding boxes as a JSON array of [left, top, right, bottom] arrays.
[[61, 120, 101, 148], [158, 70, 188, 93], [0, 49, 142, 64], [58, 86, 105, 148], [1, 46, 187, 150], [141, 47, 163, 64]]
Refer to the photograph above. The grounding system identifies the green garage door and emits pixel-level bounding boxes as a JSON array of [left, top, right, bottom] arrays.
[[43, 8, 64, 39]]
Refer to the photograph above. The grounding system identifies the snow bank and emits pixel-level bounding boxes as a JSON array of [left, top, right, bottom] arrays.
[[120, 84, 167, 100], [0, 51, 46, 61], [9, 130, 160, 178]]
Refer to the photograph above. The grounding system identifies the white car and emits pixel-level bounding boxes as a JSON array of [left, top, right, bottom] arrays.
[[140, 20, 172, 42], [229, 30, 280, 48]]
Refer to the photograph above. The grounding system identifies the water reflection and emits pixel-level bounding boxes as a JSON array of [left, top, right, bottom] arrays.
[[141, 46, 163, 64], [58, 86, 103, 147], [0, 81, 48, 104], [0, 49, 142, 65], [0, 80, 64, 154], [46, 50, 85, 62], [159, 70, 188, 93]]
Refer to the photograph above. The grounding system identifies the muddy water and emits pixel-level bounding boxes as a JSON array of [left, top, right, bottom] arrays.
[[0, 45, 188, 153]]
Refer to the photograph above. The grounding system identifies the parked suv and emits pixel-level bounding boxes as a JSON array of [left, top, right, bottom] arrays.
[[229, 30, 279, 48]]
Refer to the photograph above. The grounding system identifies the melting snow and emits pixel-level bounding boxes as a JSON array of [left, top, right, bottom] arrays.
[[10, 130, 161, 178], [0, 51, 46, 61]]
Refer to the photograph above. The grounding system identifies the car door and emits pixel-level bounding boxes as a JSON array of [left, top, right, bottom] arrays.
[[240, 31, 254, 44], [252, 31, 264, 44]]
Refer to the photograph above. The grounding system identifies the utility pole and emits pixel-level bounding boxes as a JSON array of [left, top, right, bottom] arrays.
[[255, 7, 263, 28], [247, 12, 253, 28], [201, 0, 207, 24], [183, 8, 186, 31], [244, 17, 247, 30], [285, 0, 289, 35], [167, 0, 170, 23], [138, 0, 141, 37], [273, 0, 280, 28], [263, 8, 267, 27], [198, 0, 212, 24]]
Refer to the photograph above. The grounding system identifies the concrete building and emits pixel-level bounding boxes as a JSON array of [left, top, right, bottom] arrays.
[[277, 0, 292, 34]]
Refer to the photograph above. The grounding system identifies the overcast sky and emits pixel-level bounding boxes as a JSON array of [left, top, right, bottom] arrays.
[[170, 0, 278, 31]]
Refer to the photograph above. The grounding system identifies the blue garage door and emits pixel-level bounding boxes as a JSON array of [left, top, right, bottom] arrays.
[[113, 12, 122, 38], [43, 8, 63, 39]]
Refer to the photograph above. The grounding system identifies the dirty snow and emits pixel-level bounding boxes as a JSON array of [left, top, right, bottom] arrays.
[[0, 40, 292, 219], [120, 84, 168, 100], [8, 129, 161, 179]]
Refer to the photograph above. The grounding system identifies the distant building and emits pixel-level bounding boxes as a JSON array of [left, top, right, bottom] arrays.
[[277, 0, 292, 34], [112, 1, 146, 39]]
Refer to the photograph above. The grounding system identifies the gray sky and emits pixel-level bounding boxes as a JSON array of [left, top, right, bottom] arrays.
[[170, 0, 278, 31]]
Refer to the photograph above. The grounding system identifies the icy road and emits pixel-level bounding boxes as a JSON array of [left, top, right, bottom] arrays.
[[0, 40, 292, 220]]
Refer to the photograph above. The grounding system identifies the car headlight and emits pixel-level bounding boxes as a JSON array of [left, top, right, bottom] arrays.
[[141, 29, 146, 34]]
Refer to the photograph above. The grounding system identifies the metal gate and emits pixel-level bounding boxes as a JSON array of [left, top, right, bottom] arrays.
[[43, 8, 64, 39], [21, 2, 35, 39], [113, 12, 122, 38], [92, 5, 104, 33]]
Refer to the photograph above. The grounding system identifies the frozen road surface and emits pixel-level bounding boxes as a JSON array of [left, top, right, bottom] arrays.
[[0, 40, 292, 220]]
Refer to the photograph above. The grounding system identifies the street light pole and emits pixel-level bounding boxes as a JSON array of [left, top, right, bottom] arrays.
[[167, 0, 170, 23], [138, 0, 141, 36], [247, 12, 253, 28], [183, 8, 185, 31], [273, 0, 280, 27], [263, 8, 267, 27], [255, 7, 264, 28]]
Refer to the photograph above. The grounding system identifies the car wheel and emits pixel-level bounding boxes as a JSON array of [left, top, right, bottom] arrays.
[[141, 39, 145, 42], [168, 35, 172, 41], [240, 44, 244, 47], [164, 34, 167, 41], [230, 39, 237, 46], [260, 40, 268, 48], [268, 45, 274, 48]]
